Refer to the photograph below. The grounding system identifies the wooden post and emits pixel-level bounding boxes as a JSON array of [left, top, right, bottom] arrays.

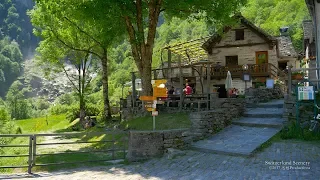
[[288, 66, 292, 99], [206, 62, 211, 110], [131, 72, 136, 108], [112, 132, 115, 160], [168, 49, 172, 79], [32, 135, 36, 166], [28, 136, 33, 174], [153, 69, 157, 80], [178, 55, 183, 111]]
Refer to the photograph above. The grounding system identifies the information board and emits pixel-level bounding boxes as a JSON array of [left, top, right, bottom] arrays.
[[298, 86, 314, 100]]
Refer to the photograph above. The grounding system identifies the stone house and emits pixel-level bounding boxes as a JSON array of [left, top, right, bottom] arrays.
[[155, 16, 297, 95], [200, 16, 297, 94]]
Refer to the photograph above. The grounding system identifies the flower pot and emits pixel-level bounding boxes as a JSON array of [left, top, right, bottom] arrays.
[[292, 74, 303, 80]]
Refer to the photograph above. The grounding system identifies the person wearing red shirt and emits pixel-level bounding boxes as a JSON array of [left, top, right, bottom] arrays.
[[183, 83, 192, 95]]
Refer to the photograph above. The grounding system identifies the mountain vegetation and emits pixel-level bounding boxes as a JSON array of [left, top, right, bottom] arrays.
[[242, 0, 310, 51]]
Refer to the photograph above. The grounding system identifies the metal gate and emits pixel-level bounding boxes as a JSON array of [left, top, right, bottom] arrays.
[[0, 131, 128, 174]]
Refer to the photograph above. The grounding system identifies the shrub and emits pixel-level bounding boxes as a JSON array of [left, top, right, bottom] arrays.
[[66, 103, 101, 122], [281, 121, 320, 140], [49, 104, 72, 115], [0, 107, 9, 121]]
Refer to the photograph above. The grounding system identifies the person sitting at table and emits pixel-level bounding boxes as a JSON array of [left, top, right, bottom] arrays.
[[183, 83, 192, 95], [168, 86, 175, 95]]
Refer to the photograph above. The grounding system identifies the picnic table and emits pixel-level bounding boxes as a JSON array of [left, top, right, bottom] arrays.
[[166, 94, 209, 111]]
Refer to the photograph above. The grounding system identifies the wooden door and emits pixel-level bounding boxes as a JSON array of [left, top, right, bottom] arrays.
[[256, 51, 268, 64], [255, 51, 268, 74]]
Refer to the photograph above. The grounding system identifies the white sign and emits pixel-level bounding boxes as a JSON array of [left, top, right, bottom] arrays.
[[298, 86, 314, 100], [152, 111, 158, 116], [266, 79, 274, 89], [243, 74, 250, 81]]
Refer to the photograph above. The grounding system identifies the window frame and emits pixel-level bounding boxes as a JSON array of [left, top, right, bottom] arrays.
[[235, 29, 244, 41]]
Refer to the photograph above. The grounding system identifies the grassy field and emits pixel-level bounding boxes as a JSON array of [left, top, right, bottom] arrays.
[[14, 114, 69, 133], [0, 112, 190, 173]]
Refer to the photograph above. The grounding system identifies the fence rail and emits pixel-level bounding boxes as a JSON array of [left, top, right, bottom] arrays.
[[0, 131, 128, 174]]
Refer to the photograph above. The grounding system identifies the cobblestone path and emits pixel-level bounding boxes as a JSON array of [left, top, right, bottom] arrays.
[[1, 140, 319, 180]]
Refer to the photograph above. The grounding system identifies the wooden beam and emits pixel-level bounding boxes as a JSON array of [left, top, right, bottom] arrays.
[[206, 62, 210, 110], [168, 49, 171, 79], [213, 42, 268, 49], [178, 55, 183, 111]]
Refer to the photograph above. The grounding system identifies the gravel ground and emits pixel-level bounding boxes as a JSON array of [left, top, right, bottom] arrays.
[[1, 140, 319, 180]]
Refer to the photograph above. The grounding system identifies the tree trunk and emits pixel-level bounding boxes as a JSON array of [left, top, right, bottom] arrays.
[[140, 54, 153, 96], [79, 94, 86, 126], [124, 0, 162, 96], [101, 50, 112, 121]]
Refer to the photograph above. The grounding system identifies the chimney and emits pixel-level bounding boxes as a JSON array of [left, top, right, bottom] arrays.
[[279, 27, 289, 36]]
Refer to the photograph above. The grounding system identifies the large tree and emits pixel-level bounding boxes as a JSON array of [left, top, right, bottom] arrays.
[[36, 35, 94, 124], [30, 0, 125, 120], [80, 0, 246, 96]]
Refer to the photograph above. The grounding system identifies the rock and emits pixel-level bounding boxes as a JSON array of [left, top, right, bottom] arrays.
[[166, 148, 186, 159]]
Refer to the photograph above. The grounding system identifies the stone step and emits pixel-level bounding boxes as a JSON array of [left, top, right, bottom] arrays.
[[191, 125, 281, 157], [247, 99, 284, 108], [232, 117, 283, 128], [244, 108, 283, 118], [247, 103, 283, 108]]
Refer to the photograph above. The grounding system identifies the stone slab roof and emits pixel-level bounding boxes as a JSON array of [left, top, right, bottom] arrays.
[[303, 20, 315, 41], [276, 36, 297, 58]]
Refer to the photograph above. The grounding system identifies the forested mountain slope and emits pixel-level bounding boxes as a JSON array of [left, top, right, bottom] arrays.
[[0, 0, 37, 57], [242, 0, 310, 51]]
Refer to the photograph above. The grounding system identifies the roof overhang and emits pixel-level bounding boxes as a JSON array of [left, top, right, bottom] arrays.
[[163, 36, 210, 63]]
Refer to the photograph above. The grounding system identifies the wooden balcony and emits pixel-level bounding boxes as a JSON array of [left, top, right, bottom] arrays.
[[152, 63, 283, 80]]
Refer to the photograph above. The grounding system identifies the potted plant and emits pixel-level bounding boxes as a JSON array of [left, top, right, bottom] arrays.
[[292, 71, 304, 80]]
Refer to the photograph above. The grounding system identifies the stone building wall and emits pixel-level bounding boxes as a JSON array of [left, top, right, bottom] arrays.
[[207, 24, 278, 69], [208, 44, 278, 68], [215, 24, 265, 46]]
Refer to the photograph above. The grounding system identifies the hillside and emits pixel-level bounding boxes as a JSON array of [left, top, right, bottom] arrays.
[[0, 0, 38, 58]]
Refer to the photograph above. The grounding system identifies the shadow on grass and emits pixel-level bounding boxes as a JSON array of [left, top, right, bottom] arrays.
[[15, 112, 190, 173], [31, 120, 128, 172]]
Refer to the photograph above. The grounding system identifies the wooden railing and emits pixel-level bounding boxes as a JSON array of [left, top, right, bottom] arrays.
[[152, 63, 281, 80]]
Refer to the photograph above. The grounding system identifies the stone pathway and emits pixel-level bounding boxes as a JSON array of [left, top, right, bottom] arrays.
[[192, 99, 284, 156], [1, 140, 319, 179]]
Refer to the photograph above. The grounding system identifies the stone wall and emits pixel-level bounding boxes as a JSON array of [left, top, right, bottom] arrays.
[[245, 85, 283, 105], [185, 98, 246, 143], [127, 129, 188, 161], [283, 94, 315, 127], [127, 99, 245, 161]]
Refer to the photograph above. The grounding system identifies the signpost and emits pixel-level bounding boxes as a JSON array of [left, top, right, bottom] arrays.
[[295, 80, 317, 131], [152, 111, 158, 130], [139, 79, 167, 131]]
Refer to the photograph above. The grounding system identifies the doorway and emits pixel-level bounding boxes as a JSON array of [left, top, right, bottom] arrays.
[[256, 51, 268, 64], [278, 62, 287, 71]]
